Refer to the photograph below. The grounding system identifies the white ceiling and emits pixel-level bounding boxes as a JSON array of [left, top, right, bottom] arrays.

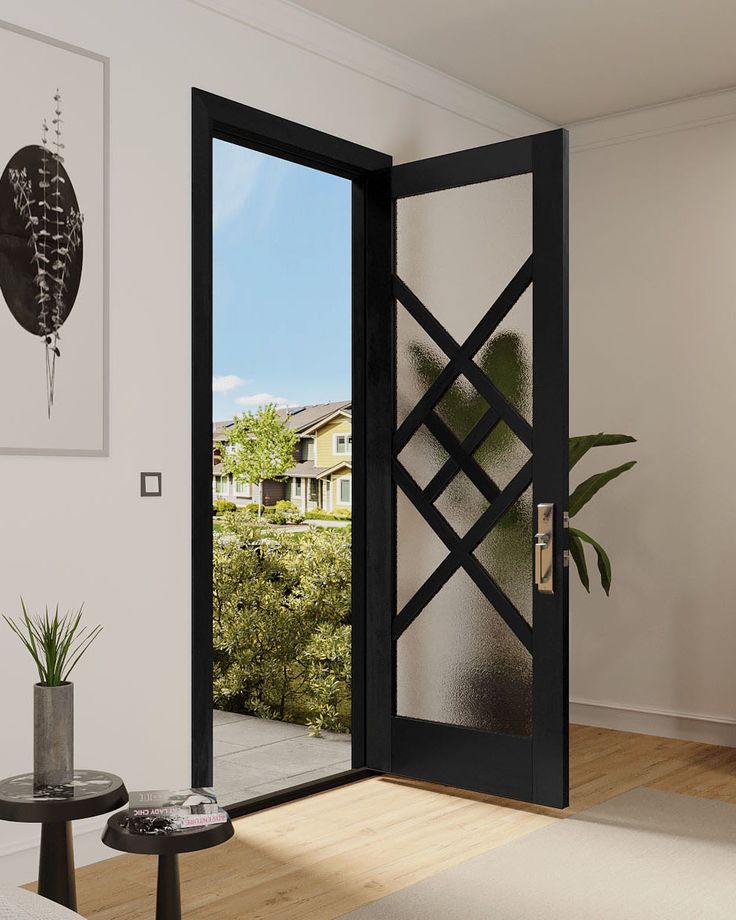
[[288, 0, 736, 124]]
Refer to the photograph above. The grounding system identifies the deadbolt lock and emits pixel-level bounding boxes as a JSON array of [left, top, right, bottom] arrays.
[[535, 503, 554, 594]]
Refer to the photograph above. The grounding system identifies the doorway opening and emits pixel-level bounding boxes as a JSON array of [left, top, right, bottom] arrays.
[[192, 89, 391, 817], [211, 139, 353, 806]]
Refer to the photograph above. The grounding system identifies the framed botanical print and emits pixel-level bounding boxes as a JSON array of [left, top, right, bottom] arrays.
[[0, 20, 108, 455]]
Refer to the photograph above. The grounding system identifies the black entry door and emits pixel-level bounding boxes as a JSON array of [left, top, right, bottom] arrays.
[[365, 130, 569, 808]]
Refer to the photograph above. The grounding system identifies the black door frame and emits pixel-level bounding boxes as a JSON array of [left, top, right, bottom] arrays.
[[191, 89, 392, 817]]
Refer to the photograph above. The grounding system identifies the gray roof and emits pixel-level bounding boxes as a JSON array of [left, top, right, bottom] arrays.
[[284, 462, 329, 480], [214, 400, 351, 440], [282, 400, 351, 432]]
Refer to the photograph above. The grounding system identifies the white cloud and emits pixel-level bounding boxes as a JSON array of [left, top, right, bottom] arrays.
[[212, 374, 248, 394], [235, 392, 298, 410], [212, 142, 262, 231]]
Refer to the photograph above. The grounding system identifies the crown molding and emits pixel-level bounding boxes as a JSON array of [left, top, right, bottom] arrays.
[[568, 84, 736, 152], [187, 0, 553, 140]]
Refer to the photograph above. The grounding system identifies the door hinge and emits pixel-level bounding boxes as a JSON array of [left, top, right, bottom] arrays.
[[563, 549, 570, 567]]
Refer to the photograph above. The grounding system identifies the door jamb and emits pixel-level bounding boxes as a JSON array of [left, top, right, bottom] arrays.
[[191, 89, 391, 816]]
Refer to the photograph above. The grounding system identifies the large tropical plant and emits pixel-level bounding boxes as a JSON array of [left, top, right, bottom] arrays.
[[407, 329, 635, 596]]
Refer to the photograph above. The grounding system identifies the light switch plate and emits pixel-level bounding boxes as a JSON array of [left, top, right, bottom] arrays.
[[140, 472, 162, 497]]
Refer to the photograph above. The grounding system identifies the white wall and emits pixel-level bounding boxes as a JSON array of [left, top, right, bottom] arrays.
[[0, 0, 549, 882], [3, 0, 732, 886], [568, 95, 736, 744]]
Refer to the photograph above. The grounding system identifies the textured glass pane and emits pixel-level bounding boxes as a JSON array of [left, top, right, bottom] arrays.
[[396, 569, 532, 735], [435, 375, 490, 442], [474, 285, 533, 423], [396, 488, 448, 613], [433, 468, 489, 537], [474, 487, 533, 626], [396, 302, 448, 428], [396, 425, 448, 491], [473, 420, 532, 491], [395, 172, 533, 737], [396, 174, 532, 344]]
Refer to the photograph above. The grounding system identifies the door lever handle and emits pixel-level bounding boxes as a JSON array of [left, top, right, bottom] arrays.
[[535, 503, 554, 594]]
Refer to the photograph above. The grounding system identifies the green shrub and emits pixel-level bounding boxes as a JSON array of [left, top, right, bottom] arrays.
[[270, 509, 305, 525], [257, 499, 305, 525], [304, 508, 352, 522], [212, 521, 351, 733], [304, 623, 351, 736], [241, 503, 262, 516], [213, 499, 237, 515]]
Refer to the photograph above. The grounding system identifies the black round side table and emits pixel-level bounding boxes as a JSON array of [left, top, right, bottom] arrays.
[[0, 770, 127, 911], [102, 811, 234, 920]]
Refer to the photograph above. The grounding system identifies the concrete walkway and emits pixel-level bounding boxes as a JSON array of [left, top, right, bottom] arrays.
[[213, 710, 351, 807]]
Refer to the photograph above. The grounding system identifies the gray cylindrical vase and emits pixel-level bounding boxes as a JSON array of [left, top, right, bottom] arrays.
[[33, 682, 74, 789]]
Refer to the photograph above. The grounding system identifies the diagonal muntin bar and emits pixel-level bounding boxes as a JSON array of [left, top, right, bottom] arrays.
[[393, 458, 534, 652], [423, 406, 501, 503], [393, 255, 533, 456], [423, 410, 500, 506]]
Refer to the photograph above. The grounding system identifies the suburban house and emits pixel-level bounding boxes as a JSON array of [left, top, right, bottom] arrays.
[[213, 400, 352, 512]]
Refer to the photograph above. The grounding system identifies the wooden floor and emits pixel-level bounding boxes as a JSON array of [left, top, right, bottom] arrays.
[[71, 725, 736, 919]]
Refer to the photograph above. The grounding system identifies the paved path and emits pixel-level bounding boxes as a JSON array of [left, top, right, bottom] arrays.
[[213, 710, 351, 807]]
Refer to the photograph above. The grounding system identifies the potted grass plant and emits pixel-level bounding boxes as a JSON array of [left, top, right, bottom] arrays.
[[3, 601, 102, 789]]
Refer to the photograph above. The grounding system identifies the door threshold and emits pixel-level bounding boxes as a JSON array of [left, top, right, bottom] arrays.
[[225, 768, 379, 819]]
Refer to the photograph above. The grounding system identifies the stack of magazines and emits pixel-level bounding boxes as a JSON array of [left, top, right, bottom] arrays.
[[126, 788, 227, 835]]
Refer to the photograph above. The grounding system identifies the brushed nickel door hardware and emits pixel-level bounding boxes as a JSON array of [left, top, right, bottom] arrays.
[[535, 503, 554, 593]]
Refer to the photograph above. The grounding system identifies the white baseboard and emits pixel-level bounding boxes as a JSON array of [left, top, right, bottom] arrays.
[[571, 698, 736, 747], [0, 816, 117, 888]]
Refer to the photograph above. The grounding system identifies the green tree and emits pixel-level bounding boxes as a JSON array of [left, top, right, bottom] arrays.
[[222, 404, 298, 519]]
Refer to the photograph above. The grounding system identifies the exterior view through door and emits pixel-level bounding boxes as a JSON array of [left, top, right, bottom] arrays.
[[211, 139, 353, 809]]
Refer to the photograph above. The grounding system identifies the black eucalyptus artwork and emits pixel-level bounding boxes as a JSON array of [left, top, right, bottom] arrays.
[[0, 90, 84, 418]]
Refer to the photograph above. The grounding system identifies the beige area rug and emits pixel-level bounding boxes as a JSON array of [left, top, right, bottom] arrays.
[[338, 788, 736, 919]]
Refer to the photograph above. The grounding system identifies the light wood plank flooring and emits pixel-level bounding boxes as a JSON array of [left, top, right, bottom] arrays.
[[66, 725, 736, 919]]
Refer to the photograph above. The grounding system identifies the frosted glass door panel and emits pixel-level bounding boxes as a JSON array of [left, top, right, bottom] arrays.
[[394, 174, 534, 736]]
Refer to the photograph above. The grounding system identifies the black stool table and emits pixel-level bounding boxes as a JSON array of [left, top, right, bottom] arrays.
[[0, 770, 127, 910], [102, 811, 234, 920]]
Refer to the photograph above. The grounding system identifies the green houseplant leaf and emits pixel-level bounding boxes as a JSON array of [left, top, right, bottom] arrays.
[[569, 527, 612, 596], [569, 461, 637, 518], [568, 530, 590, 593], [569, 433, 636, 471]]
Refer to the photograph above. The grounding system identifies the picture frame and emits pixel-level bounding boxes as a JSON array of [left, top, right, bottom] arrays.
[[0, 19, 109, 456]]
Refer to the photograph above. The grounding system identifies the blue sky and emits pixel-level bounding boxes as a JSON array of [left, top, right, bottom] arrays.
[[212, 139, 352, 421]]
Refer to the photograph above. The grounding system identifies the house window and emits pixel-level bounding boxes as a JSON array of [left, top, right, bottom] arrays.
[[334, 434, 352, 455], [309, 479, 318, 501], [303, 439, 315, 462], [338, 476, 351, 505], [234, 479, 250, 497], [293, 478, 302, 498]]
